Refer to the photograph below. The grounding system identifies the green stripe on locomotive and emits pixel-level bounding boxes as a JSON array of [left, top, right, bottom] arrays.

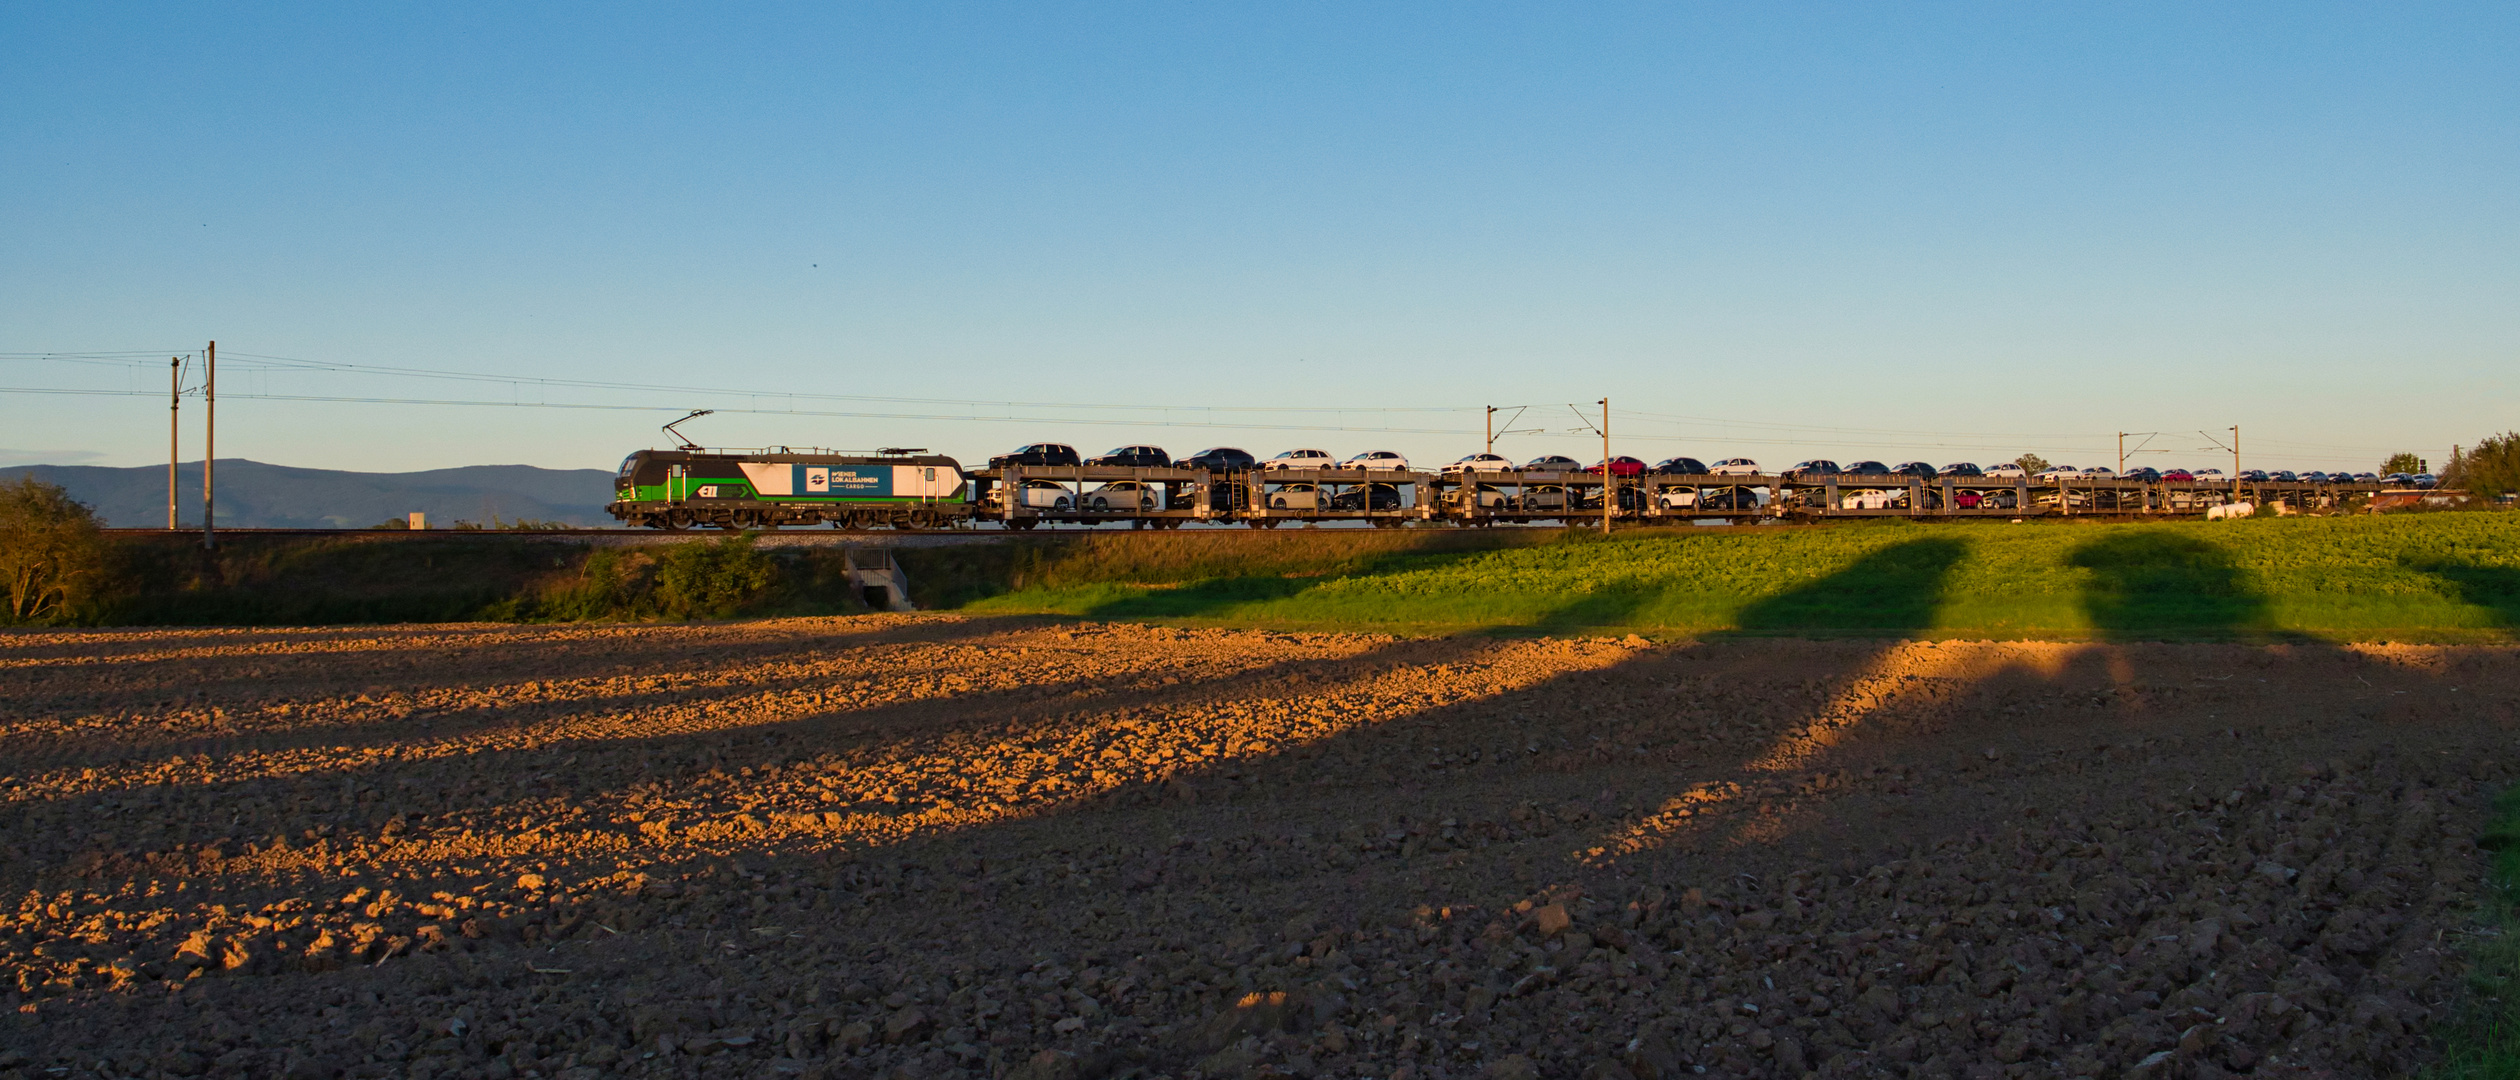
[[611, 450, 969, 507]]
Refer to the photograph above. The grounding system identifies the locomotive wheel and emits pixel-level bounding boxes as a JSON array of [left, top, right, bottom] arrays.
[[659, 509, 696, 531]]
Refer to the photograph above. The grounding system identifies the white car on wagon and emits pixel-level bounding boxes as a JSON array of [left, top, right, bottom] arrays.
[[1444, 453, 1514, 474], [1262, 449, 1337, 471]]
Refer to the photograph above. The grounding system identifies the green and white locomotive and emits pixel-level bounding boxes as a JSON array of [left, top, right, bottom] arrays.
[[608, 446, 972, 530]]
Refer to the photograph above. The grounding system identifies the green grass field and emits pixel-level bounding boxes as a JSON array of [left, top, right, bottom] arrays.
[[927, 514, 2520, 641], [2434, 785, 2520, 1078]]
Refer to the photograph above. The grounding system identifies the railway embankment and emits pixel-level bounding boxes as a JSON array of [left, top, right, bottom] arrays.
[[26, 514, 2520, 640]]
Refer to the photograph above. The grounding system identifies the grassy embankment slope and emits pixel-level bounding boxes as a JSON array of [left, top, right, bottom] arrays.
[[923, 514, 2520, 641]]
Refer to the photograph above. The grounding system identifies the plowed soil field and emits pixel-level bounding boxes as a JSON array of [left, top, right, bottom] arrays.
[[2, 618, 2513, 1080]]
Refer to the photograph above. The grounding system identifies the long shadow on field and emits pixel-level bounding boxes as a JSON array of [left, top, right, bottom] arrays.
[[1517, 535, 1968, 637], [0, 628, 1490, 890], [0, 629, 1136, 781], [1072, 533, 1973, 637], [16, 605, 2506, 1073], [0, 609, 1043, 730], [2409, 559, 2520, 628], [1566, 538, 1965, 864], [1073, 545, 1504, 623], [1725, 536, 1967, 636], [2069, 529, 2290, 641]]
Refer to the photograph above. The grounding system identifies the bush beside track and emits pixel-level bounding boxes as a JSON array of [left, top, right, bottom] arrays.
[[51, 532, 865, 625]]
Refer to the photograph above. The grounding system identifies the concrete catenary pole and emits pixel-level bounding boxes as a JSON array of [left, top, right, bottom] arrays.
[[203, 341, 215, 549], [2231, 425, 2241, 501], [169, 356, 182, 530], [1600, 398, 1612, 534]]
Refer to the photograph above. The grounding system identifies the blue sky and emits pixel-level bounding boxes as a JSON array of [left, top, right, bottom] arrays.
[[3, 2, 2512, 474]]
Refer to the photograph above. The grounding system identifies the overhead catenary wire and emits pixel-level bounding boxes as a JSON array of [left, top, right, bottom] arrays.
[[0, 350, 2442, 464], [2, 352, 1477, 416], [0, 386, 1493, 436], [0, 384, 2188, 452]]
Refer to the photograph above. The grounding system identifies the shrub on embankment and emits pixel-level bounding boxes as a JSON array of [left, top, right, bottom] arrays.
[[22, 531, 872, 626]]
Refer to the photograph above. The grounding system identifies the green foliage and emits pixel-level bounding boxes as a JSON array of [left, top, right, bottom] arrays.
[[2427, 784, 2520, 1079], [954, 516, 2520, 641], [2067, 531, 2271, 638], [0, 476, 106, 624], [2384, 451, 2425, 475], [2445, 434, 2520, 498], [85, 535, 566, 625], [894, 529, 1564, 609], [651, 535, 782, 617], [496, 535, 803, 621], [69, 532, 865, 626], [2013, 453, 2051, 475]]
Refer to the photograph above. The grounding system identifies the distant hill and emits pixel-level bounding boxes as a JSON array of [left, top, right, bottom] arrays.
[[0, 459, 615, 528]]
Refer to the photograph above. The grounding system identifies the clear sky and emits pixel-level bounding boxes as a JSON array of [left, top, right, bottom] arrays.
[[3, 2, 2512, 475]]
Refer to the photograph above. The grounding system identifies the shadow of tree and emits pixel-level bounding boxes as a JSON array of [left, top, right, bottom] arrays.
[[2409, 559, 2520, 628], [2069, 529, 2287, 641], [7, 602, 2507, 1077], [1076, 545, 1510, 623], [1727, 536, 1968, 636], [1080, 534, 1974, 639]]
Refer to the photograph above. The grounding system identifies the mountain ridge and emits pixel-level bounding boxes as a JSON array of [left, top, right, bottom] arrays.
[[1, 459, 615, 528]]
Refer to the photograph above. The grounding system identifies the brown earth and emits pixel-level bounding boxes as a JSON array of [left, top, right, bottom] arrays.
[[0, 618, 2514, 1080]]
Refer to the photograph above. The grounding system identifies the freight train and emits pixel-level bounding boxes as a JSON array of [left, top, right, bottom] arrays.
[[607, 447, 970, 530], [609, 421, 2386, 530]]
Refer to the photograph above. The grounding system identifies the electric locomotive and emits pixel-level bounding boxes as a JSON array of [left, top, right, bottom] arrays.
[[608, 446, 972, 530]]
